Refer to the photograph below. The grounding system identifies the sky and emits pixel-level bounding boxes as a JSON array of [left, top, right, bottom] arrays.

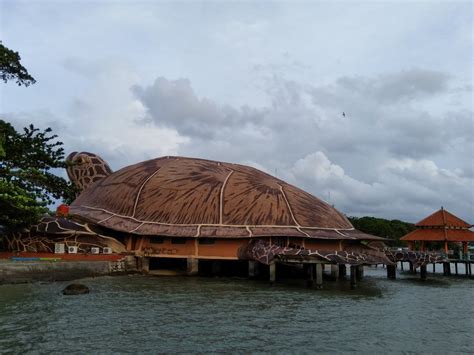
[[0, 0, 472, 223]]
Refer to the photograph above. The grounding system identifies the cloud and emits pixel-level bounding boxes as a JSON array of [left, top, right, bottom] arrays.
[[287, 151, 473, 222], [336, 69, 450, 104], [129, 69, 472, 222], [4, 62, 471, 223], [132, 77, 264, 139], [1, 1, 472, 224], [137, 66, 464, 222], [5, 61, 189, 172]]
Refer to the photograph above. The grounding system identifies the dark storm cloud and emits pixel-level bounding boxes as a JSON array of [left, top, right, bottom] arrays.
[[132, 77, 264, 138], [133, 70, 472, 170]]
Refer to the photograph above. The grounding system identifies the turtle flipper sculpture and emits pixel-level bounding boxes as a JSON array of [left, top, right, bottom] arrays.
[[4, 216, 127, 253]]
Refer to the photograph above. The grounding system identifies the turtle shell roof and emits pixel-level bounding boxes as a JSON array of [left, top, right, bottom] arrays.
[[70, 156, 378, 240]]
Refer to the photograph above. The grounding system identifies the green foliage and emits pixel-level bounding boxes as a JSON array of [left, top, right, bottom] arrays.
[[0, 42, 36, 86], [0, 120, 76, 231], [0, 131, 5, 158], [349, 216, 415, 245], [0, 180, 47, 229]]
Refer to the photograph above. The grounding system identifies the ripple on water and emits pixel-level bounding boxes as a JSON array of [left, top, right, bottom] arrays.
[[0, 269, 473, 354]]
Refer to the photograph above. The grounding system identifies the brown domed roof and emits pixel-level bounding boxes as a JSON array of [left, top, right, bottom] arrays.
[[70, 156, 376, 240]]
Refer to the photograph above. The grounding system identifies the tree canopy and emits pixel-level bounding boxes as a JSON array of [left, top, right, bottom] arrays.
[[348, 216, 415, 245], [0, 42, 36, 86], [0, 120, 76, 231]]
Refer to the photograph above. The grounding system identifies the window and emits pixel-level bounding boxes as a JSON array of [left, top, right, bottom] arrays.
[[171, 238, 186, 244], [150, 237, 165, 244], [199, 238, 215, 245]]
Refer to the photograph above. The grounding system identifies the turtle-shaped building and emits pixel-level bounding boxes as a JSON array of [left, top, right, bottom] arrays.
[[6, 152, 396, 276]]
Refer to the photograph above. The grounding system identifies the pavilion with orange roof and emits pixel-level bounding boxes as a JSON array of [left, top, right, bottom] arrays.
[[400, 207, 474, 259]]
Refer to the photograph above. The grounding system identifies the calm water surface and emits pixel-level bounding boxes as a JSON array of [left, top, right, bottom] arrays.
[[0, 267, 473, 354]]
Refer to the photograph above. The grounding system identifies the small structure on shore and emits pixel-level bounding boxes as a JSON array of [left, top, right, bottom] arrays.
[[400, 207, 473, 259]]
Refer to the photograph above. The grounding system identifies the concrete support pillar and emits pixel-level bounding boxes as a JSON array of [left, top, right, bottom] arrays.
[[315, 263, 323, 289], [248, 261, 257, 278], [339, 264, 347, 279], [356, 265, 364, 281], [187, 257, 199, 276], [330, 264, 339, 280], [138, 257, 150, 273], [211, 260, 221, 275], [465, 262, 472, 277], [269, 262, 276, 285], [420, 265, 427, 280], [387, 264, 396, 280], [306, 264, 314, 288], [443, 262, 451, 276], [350, 265, 357, 289]]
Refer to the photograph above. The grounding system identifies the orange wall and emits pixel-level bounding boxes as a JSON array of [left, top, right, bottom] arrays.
[[198, 239, 245, 258], [140, 237, 247, 259], [142, 237, 195, 257], [139, 236, 343, 258]]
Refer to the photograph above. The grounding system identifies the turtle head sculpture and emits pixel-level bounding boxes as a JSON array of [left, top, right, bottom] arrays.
[[66, 151, 113, 192]]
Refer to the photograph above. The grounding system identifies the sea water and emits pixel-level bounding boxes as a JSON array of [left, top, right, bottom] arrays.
[[0, 267, 473, 354]]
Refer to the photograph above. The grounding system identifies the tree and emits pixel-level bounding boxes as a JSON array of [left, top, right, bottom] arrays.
[[0, 41, 36, 86], [349, 216, 415, 246], [0, 120, 76, 231]]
